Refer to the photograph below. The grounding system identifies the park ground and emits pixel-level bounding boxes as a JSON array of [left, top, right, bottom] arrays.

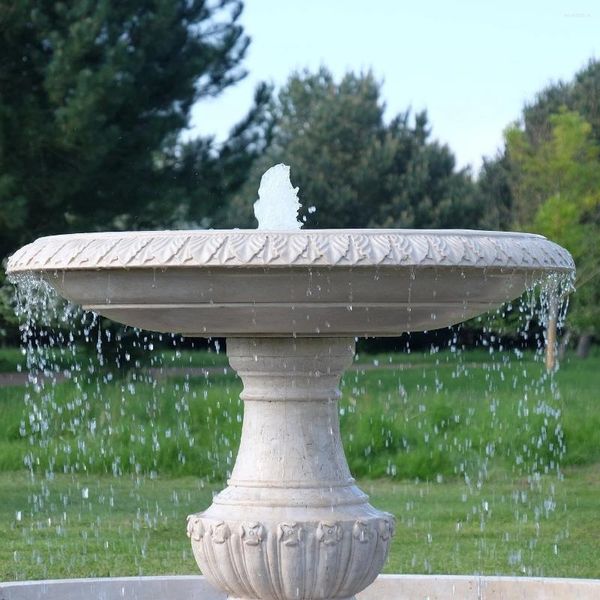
[[0, 346, 598, 580]]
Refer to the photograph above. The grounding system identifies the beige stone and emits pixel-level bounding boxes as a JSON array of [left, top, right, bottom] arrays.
[[6, 229, 577, 599], [7, 230, 574, 337], [2, 575, 600, 599], [188, 338, 393, 600]]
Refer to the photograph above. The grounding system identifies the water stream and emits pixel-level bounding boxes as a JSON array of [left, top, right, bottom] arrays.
[[3, 164, 578, 580], [5, 267, 575, 579]]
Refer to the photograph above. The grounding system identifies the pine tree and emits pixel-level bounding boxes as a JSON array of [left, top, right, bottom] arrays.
[[225, 68, 478, 230], [0, 0, 258, 260]]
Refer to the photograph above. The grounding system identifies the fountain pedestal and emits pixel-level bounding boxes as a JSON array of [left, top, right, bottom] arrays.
[[187, 338, 394, 600]]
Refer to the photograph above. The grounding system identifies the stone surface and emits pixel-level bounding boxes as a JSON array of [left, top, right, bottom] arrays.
[[5, 229, 578, 599], [7, 230, 575, 337], [187, 338, 394, 600], [6, 230, 574, 271], [2, 575, 600, 600]]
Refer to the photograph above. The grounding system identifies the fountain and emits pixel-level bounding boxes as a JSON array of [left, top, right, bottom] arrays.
[[1, 165, 597, 599]]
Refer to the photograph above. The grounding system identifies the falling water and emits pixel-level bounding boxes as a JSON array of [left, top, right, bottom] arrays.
[[3, 163, 576, 580], [6, 273, 242, 579], [339, 270, 574, 576], [5, 264, 576, 580]]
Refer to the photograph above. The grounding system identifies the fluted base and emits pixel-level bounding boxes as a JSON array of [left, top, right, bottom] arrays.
[[187, 338, 394, 600]]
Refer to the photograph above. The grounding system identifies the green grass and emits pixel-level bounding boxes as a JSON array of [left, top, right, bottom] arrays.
[[341, 351, 600, 479], [377, 464, 600, 578], [0, 342, 559, 373], [0, 346, 23, 372], [0, 348, 599, 579], [0, 344, 230, 373], [1, 349, 598, 481], [0, 466, 598, 580]]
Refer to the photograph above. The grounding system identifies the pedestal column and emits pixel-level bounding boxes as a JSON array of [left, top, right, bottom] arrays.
[[187, 338, 394, 600]]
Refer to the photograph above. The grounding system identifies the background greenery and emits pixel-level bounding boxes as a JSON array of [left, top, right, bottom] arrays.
[[0, 2, 599, 348], [2, 466, 599, 581], [0, 348, 599, 580], [1, 0, 599, 584], [2, 347, 599, 479]]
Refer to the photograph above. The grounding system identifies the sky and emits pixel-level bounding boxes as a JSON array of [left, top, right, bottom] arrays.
[[188, 0, 599, 174]]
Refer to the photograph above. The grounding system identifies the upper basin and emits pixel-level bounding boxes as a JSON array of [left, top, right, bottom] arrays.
[[7, 229, 574, 337]]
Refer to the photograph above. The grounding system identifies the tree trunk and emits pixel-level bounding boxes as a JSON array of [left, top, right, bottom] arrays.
[[558, 329, 572, 361], [545, 294, 559, 371], [576, 333, 593, 358]]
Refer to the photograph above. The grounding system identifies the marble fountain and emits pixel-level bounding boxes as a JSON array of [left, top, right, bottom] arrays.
[[2, 165, 597, 599]]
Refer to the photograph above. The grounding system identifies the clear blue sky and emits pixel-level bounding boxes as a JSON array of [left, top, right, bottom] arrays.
[[188, 0, 598, 173]]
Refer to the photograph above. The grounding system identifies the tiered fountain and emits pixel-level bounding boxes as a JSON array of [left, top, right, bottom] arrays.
[[2, 165, 598, 599]]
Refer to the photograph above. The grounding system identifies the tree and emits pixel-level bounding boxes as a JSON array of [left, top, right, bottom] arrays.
[[476, 60, 600, 231], [165, 82, 274, 228], [506, 109, 600, 355], [472, 153, 514, 231], [0, 0, 258, 262], [516, 60, 600, 150], [224, 68, 479, 230], [475, 60, 600, 357]]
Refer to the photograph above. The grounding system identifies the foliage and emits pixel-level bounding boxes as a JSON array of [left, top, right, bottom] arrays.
[[473, 154, 515, 230], [506, 110, 600, 333], [474, 59, 600, 340], [224, 68, 480, 229], [1, 351, 600, 579], [0, 0, 276, 339], [2, 349, 598, 478], [165, 82, 274, 227], [0, 269, 19, 341], [523, 59, 600, 147], [476, 59, 600, 234], [0, 0, 267, 260]]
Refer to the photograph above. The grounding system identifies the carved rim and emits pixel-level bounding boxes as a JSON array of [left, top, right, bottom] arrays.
[[6, 229, 575, 273]]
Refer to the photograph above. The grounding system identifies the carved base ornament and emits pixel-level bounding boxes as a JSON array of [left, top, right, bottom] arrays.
[[187, 338, 395, 600]]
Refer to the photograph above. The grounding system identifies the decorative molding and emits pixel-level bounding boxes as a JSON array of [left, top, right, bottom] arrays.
[[353, 519, 373, 543], [378, 517, 395, 541], [240, 521, 264, 546], [209, 520, 230, 544], [316, 520, 344, 546], [187, 514, 395, 600], [186, 515, 205, 541], [7, 229, 575, 274], [278, 522, 302, 546]]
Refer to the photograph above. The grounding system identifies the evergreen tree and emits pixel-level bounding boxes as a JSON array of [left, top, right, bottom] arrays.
[[225, 68, 479, 230], [474, 154, 514, 230], [0, 0, 259, 261]]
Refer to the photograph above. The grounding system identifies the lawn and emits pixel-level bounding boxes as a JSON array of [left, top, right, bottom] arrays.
[[1, 467, 598, 581], [0, 346, 599, 580]]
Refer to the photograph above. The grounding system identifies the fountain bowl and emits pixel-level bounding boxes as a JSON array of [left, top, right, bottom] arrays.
[[2, 574, 599, 600], [5, 227, 583, 600], [7, 229, 574, 337]]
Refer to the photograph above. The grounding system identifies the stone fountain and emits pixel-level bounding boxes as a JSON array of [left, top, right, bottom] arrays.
[[3, 166, 597, 600]]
